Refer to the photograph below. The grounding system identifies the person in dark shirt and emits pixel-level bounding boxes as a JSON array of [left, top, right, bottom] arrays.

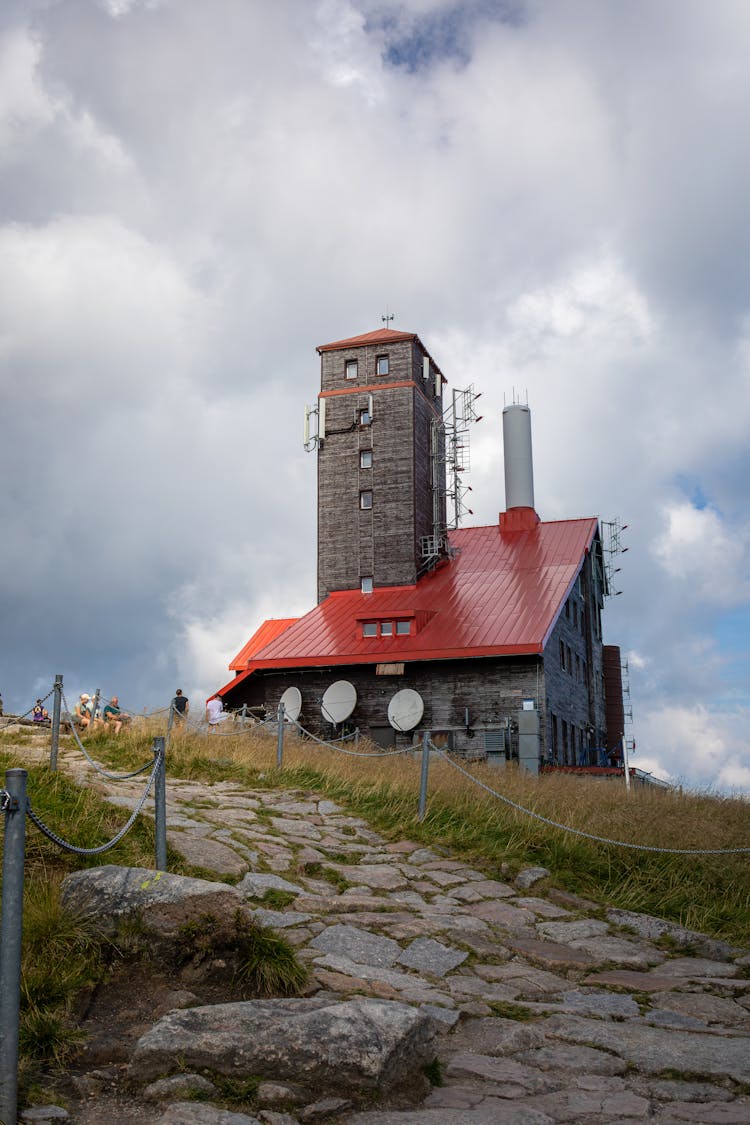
[[103, 696, 129, 735], [172, 689, 189, 720], [32, 699, 49, 722]]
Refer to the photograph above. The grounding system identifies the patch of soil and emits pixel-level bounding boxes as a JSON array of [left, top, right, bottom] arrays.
[[42, 959, 260, 1123]]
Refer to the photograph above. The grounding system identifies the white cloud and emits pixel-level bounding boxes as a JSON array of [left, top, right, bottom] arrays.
[[653, 502, 750, 607], [1, 0, 749, 792], [634, 702, 750, 795]]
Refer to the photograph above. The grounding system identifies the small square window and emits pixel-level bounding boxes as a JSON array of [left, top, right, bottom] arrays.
[[380, 621, 393, 636], [345, 359, 358, 379], [360, 490, 373, 510], [361, 576, 373, 594], [376, 354, 389, 376], [358, 408, 371, 426], [362, 622, 377, 637], [396, 620, 410, 635], [360, 450, 372, 469]]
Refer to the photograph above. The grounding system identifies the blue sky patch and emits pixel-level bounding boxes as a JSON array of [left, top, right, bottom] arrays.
[[365, 1, 526, 74]]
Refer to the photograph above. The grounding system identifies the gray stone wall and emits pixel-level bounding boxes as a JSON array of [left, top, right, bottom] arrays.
[[239, 654, 546, 757], [317, 338, 445, 601]]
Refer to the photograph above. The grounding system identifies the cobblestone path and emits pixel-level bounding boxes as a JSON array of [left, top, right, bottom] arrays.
[[91, 763, 750, 1125], [8, 732, 750, 1125]]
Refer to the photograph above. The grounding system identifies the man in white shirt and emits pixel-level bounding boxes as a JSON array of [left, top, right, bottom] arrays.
[[206, 695, 223, 732]]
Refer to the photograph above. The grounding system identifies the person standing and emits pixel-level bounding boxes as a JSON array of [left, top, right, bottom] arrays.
[[206, 695, 223, 732], [172, 689, 189, 720]]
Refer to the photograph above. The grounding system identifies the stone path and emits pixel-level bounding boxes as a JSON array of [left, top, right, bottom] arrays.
[[16, 737, 750, 1123]]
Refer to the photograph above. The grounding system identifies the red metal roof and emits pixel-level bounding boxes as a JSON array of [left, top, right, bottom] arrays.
[[317, 328, 417, 353], [226, 519, 598, 683], [228, 617, 299, 671]]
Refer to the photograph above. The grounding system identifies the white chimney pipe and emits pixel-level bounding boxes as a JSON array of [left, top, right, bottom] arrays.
[[503, 403, 535, 511]]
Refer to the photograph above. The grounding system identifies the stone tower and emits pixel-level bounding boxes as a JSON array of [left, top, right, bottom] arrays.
[[315, 328, 446, 603]]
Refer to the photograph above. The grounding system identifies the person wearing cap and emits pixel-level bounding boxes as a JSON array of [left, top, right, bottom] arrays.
[[74, 693, 93, 729]]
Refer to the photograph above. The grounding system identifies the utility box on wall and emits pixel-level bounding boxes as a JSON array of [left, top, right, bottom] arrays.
[[517, 707, 540, 775]]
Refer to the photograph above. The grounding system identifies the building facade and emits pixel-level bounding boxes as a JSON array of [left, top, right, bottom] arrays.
[[217, 327, 620, 767]]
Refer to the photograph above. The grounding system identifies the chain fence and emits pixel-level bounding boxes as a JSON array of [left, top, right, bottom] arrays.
[[430, 741, 750, 856], [24, 749, 162, 856]]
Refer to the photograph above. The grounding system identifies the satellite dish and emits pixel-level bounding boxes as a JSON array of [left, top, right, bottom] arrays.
[[321, 680, 357, 724], [388, 688, 424, 731], [280, 686, 302, 723]]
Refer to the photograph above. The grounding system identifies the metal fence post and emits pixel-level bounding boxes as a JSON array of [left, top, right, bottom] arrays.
[[622, 734, 631, 795], [276, 702, 285, 769], [49, 674, 63, 772], [354, 728, 360, 749], [418, 732, 431, 821], [241, 703, 247, 730], [153, 738, 167, 871], [91, 688, 100, 726], [0, 768, 28, 1125], [165, 702, 175, 752]]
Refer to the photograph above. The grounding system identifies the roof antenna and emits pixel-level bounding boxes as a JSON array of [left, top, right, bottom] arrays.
[[381, 307, 395, 327]]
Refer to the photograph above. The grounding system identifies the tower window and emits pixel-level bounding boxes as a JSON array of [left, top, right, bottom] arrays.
[[345, 359, 358, 379], [376, 354, 389, 376], [360, 490, 373, 510], [361, 576, 373, 593], [358, 408, 371, 426], [360, 450, 372, 469]]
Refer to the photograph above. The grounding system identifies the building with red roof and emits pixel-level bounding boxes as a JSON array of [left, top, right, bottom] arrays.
[[217, 328, 623, 768]]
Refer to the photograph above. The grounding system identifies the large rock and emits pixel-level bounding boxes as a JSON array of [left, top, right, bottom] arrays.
[[60, 865, 246, 937], [130, 996, 437, 1094]]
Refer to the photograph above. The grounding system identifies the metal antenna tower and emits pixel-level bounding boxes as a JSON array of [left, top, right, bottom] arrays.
[[421, 385, 482, 567], [601, 517, 629, 596]]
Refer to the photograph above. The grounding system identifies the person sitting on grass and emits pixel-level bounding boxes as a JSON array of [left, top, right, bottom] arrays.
[[74, 693, 92, 729], [32, 699, 50, 722], [102, 696, 129, 735]]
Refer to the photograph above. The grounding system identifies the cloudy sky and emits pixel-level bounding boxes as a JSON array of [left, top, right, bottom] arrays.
[[2, 0, 749, 792]]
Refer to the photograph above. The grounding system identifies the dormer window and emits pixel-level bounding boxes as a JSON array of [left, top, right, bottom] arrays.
[[362, 622, 377, 637], [345, 359, 358, 379], [396, 620, 411, 635], [381, 621, 393, 636], [376, 354, 389, 376]]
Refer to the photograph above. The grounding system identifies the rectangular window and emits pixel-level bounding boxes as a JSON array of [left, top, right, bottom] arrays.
[[396, 620, 411, 635], [345, 359, 358, 379], [359, 490, 372, 510], [360, 576, 373, 594], [376, 354, 389, 376], [359, 450, 372, 469], [380, 621, 393, 636], [358, 408, 371, 425], [559, 639, 566, 670], [362, 622, 377, 637], [573, 602, 578, 628]]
